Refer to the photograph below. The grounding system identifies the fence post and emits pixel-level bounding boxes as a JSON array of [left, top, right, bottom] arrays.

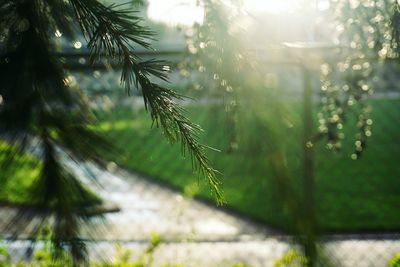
[[301, 63, 317, 267]]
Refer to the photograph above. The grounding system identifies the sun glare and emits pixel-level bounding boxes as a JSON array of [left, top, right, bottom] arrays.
[[147, 0, 329, 26], [244, 0, 301, 14], [147, 0, 204, 26]]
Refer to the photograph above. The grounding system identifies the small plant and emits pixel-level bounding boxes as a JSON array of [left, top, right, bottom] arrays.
[[273, 249, 308, 267], [389, 252, 400, 267], [0, 246, 11, 267], [33, 225, 74, 267]]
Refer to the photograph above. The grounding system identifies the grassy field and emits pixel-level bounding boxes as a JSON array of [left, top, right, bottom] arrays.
[[0, 141, 101, 208], [0, 142, 41, 204], [94, 96, 400, 233]]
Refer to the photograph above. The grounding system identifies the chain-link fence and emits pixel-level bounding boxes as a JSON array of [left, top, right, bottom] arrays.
[[0, 48, 399, 266]]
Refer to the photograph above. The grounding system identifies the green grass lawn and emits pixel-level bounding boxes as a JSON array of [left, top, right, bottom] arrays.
[[95, 98, 400, 233], [0, 142, 41, 204], [0, 141, 102, 208]]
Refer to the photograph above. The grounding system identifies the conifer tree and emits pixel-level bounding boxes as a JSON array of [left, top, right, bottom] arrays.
[[0, 0, 222, 262]]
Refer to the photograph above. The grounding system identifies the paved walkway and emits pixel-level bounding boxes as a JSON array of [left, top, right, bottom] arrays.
[[74, 163, 274, 242], [1, 160, 400, 266], [75, 162, 400, 266]]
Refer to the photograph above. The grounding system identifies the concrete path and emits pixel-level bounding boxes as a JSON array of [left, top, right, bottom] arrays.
[[74, 163, 274, 242]]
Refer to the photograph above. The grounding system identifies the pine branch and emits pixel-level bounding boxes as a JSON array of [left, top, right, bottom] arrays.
[[69, 0, 224, 203], [69, 0, 154, 58]]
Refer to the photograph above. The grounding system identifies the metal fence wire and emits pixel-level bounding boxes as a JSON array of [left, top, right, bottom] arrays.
[[0, 49, 399, 267]]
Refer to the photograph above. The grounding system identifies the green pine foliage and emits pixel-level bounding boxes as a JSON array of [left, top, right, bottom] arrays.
[[0, 0, 222, 262]]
